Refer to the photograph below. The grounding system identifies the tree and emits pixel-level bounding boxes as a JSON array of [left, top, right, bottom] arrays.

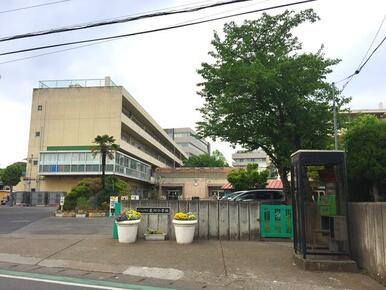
[[227, 163, 268, 191], [183, 149, 229, 167], [64, 177, 129, 210], [196, 9, 349, 194], [343, 115, 386, 201], [91, 135, 119, 189], [1, 163, 24, 193]]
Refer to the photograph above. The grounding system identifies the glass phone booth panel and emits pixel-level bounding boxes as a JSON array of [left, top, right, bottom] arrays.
[[291, 150, 350, 259]]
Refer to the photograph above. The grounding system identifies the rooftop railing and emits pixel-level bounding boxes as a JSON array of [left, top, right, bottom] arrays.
[[38, 77, 117, 88]]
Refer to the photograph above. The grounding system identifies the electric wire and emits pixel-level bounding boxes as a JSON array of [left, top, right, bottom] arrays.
[[0, 0, 317, 57], [0, 0, 71, 14], [0, 0, 254, 43], [0, 0, 272, 65], [337, 13, 386, 92]]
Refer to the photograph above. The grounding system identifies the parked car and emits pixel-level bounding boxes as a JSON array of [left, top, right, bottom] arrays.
[[221, 189, 285, 204]]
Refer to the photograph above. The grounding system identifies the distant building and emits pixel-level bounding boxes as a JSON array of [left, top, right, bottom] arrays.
[[16, 77, 187, 197], [344, 103, 385, 121], [232, 149, 269, 169], [164, 128, 210, 157]]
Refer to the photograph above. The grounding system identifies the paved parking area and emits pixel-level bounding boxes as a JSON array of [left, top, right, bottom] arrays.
[[0, 207, 55, 234]]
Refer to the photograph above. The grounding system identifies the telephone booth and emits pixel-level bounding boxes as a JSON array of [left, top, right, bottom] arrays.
[[291, 150, 351, 259]]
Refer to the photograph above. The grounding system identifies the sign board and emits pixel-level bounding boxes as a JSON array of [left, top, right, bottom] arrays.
[[131, 195, 139, 200], [109, 196, 118, 209], [59, 196, 65, 206], [136, 207, 170, 214], [120, 195, 129, 201]]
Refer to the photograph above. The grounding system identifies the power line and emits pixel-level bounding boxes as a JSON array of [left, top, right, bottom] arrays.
[[357, 13, 386, 69], [0, 0, 254, 43], [0, 0, 272, 65], [338, 13, 386, 92], [0, 0, 317, 57], [0, 0, 71, 14]]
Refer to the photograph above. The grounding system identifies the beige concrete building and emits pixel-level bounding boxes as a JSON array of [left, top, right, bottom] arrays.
[[156, 167, 233, 200], [164, 128, 210, 157], [232, 149, 269, 169], [17, 77, 187, 196]]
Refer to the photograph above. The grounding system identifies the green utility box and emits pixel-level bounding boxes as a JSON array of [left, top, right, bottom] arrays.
[[318, 194, 336, 216]]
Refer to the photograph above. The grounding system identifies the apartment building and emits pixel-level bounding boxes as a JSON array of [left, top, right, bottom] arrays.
[[18, 77, 187, 196], [164, 127, 210, 157], [232, 149, 269, 169]]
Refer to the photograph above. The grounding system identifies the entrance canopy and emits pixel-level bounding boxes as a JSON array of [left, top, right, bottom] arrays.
[[291, 150, 350, 259]]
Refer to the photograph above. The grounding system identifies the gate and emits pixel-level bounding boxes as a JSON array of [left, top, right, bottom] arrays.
[[260, 204, 293, 238]]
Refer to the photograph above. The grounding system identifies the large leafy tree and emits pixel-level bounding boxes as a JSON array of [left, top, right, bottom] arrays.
[[228, 163, 268, 191], [91, 135, 119, 189], [183, 149, 229, 167], [196, 9, 348, 194], [343, 115, 386, 201], [1, 162, 25, 193]]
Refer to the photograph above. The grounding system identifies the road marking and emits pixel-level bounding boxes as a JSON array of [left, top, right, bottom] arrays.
[[123, 266, 184, 281], [0, 269, 174, 290]]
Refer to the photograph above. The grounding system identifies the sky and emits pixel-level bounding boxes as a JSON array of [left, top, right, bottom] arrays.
[[0, 0, 385, 168]]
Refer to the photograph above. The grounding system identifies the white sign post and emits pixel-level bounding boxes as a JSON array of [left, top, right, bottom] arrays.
[[60, 195, 65, 211], [109, 196, 118, 217]]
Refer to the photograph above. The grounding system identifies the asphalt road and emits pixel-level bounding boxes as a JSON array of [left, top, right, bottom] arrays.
[[0, 207, 55, 234]]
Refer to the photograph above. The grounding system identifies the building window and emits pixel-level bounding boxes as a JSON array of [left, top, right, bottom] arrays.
[[33, 160, 38, 165], [35, 131, 40, 137], [37, 105, 43, 111]]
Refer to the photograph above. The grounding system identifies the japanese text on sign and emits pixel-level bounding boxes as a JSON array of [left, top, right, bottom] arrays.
[[136, 207, 170, 214]]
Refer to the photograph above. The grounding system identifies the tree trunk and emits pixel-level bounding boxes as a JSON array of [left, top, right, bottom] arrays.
[[278, 167, 291, 202], [101, 152, 106, 190], [372, 183, 381, 202]]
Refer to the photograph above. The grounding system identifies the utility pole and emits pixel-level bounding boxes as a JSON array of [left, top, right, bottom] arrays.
[[332, 83, 338, 150]]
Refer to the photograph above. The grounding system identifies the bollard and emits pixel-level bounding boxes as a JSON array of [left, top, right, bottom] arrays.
[[112, 202, 121, 240]]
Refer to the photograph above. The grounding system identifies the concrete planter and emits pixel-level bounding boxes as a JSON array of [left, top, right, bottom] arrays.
[[88, 212, 106, 218], [75, 213, 87, 218], [55, 212, 64, 217], [173, 219, 197, 244], [116, 219, 141, 243], [62, 212, 76, 217], [144, 233, 167, 241]]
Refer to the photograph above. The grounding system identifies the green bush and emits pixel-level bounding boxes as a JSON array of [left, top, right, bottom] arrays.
[[63, 177, 129, 210], [76, 196, 91, 211]]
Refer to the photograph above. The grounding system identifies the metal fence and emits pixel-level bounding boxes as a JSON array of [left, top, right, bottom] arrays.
[[15, 191, 64, 206], [121, 200, 261, 240]]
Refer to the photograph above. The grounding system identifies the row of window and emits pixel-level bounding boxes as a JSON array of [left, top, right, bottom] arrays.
[[39, 151, 151, 181], [40, 164, 114, 173]]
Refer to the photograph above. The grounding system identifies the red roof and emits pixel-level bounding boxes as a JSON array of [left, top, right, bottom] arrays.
[[221, 179, 283, 190]]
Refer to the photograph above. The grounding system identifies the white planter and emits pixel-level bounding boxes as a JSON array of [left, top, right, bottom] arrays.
[[173, 219, 198, 244], [116, 219, 141, 243], [144, 233, 167, 241], [55, 212, 63, 217], [75, 213, 87, 218]]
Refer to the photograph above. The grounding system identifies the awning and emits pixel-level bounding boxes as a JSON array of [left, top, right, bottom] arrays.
[[221, 179, 283, 190]]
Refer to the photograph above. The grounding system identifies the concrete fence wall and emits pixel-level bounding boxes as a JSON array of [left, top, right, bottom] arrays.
[[121, 200, 261, 240], [348, 202, 386, 283]]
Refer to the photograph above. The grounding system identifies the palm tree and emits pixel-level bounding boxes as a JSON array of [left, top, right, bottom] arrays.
[[91, 135, 119, 190]]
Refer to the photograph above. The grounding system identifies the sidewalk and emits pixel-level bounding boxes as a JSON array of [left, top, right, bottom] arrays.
[[0, 234, 382, 290]]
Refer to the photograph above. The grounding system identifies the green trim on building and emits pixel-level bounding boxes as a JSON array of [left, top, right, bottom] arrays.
[[47, 146, 91, 151]]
